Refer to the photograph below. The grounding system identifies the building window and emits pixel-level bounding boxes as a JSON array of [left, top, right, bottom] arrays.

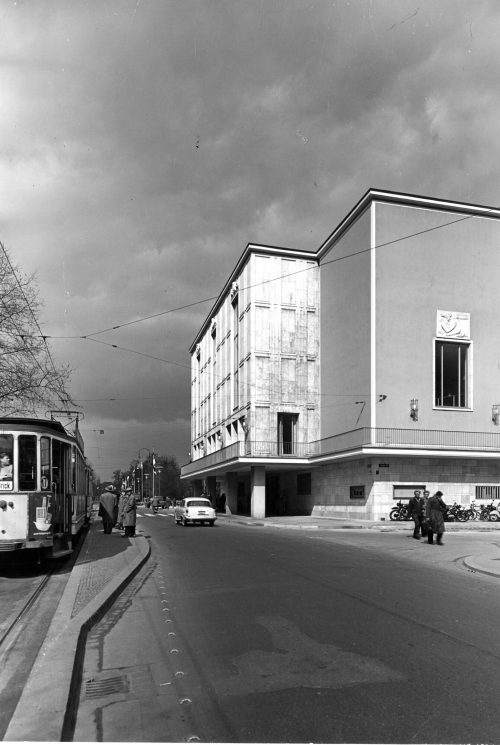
[[476, 485, 500, 500], [350, 485, 365, 500], [232, 294, 239, 408], [435, 340, 469, 408], [278, 413, 298, 454], [393, 485, 425, 501], [297, 472, 311, 496]]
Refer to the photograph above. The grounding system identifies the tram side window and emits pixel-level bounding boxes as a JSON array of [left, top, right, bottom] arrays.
[[19, 435, 37, 491], [71, 446, 76, 492], [0, 434, 14, 490], [41, 437, 51, 491]]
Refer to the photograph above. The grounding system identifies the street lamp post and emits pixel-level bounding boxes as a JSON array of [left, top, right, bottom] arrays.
[[155, 465, 163, 500], [138, 447, 152, 503]]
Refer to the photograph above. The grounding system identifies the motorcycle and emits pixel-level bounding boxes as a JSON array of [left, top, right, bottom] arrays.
[[479, 501, 499, 521], [444, 502, 469, 522], [389, 500, 410, 521], [465, 501, 480, 520]]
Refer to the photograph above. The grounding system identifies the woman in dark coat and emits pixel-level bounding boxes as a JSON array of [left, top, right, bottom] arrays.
[[122, 487, 137, 537], [425, 490, 447, 545]]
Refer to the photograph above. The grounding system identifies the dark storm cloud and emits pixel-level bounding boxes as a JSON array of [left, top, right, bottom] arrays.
[[1, 0, 500, 476]]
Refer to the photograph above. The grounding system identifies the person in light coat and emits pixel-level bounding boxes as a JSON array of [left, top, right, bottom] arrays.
[[425, 490, 447, 546], [122, 487, 137, 537], [116, 488, 127, 530]]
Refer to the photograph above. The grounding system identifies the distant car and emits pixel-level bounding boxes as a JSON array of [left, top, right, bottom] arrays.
[[174, 498, 216, 526]]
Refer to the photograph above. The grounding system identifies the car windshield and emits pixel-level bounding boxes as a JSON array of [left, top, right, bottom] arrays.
[[188, 500, 211, 507]]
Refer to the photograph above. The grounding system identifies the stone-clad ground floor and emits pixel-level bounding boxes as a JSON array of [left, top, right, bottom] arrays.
[[193, 454, 500, 521], [312, 455, 500, 520]]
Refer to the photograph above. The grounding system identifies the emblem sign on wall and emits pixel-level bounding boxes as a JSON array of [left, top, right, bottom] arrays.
[[436, 310, 470, 340]]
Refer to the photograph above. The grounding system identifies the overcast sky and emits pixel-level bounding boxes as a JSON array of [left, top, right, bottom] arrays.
[[1, 0, 498, 481]]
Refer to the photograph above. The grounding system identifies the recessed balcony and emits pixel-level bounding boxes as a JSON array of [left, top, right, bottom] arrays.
[[181, 427, 500, 477]]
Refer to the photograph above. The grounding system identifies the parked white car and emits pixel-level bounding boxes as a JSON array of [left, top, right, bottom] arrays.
[[174, 498, 216, 526]]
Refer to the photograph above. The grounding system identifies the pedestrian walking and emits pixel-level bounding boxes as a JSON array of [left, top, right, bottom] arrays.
[[99, 484, 117, 534], [122, 487, 137, 537], [426, 490, 447, 545], [116, 488, 127, 530], [408, 489, 425, 539]]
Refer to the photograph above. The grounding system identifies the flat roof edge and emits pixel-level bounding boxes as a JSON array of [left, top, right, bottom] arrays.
[[317, 188, 500, 259], [189, 242, 317, 352]]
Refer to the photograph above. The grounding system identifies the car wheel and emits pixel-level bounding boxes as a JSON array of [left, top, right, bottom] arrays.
[[208, 521, 215, 526]]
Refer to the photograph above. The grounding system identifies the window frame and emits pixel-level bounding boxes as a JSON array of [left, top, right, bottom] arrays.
[[18, 434, 38, 492], [277, 412, 298, 455], [433, 338, 473, 411], [350, 485, 365, 500]]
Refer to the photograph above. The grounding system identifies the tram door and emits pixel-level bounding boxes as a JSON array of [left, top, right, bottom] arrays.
[[51, 439, 71, 534]]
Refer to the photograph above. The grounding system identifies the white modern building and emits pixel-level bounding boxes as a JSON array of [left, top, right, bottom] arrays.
[[181, 189, 500, 519]]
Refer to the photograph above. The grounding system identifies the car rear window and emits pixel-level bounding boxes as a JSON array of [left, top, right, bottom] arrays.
[[188, 500, 212, 507]]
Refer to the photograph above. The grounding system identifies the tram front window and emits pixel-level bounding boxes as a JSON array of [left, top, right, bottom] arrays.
[[0, 434, 13, 490], [19, 435, 37, 491]]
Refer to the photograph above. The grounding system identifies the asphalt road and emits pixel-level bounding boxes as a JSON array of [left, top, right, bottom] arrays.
[[74, 510, 500, 743]]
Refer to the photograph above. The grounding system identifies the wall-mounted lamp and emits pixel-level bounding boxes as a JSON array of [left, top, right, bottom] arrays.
[[492, 405, 500, 426], [241, 416, 249, 435], [410, 399, 419, 421]]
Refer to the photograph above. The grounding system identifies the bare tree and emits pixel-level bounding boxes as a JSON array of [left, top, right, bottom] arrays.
[[0, 241, 74, 415]]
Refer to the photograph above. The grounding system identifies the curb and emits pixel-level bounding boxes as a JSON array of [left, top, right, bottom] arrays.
[[462, 555, 500, 578], [4, 533, 151, 742]]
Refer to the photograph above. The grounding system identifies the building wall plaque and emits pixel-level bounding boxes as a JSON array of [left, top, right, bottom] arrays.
[[436, 310, 470, 340]]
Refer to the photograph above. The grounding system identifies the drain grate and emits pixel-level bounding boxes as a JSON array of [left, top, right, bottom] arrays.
[[85, 674, 129, 699]]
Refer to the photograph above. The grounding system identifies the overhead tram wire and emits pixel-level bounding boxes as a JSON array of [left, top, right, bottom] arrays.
[[25, 206, 490, 407], [36, 208, 479, 343], [82, 336, 192, 370]]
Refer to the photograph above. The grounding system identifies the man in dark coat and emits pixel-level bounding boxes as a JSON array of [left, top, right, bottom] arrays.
[[122, 487, 137, 537], [426, 490, 447, 545], [408, 489, 425, 539], [99, 484, 117, 534]]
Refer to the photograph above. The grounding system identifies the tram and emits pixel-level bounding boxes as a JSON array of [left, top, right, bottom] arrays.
[[0, 417, 93, 558]]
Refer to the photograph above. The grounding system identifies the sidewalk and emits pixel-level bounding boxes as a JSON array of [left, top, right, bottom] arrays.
[[4, 509, 500, 741], [4, 517, 150, 743], [219, 511, 500, 533]]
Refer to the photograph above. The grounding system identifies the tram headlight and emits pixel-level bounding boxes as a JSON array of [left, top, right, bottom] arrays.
[[0, 500, 6, 510]]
